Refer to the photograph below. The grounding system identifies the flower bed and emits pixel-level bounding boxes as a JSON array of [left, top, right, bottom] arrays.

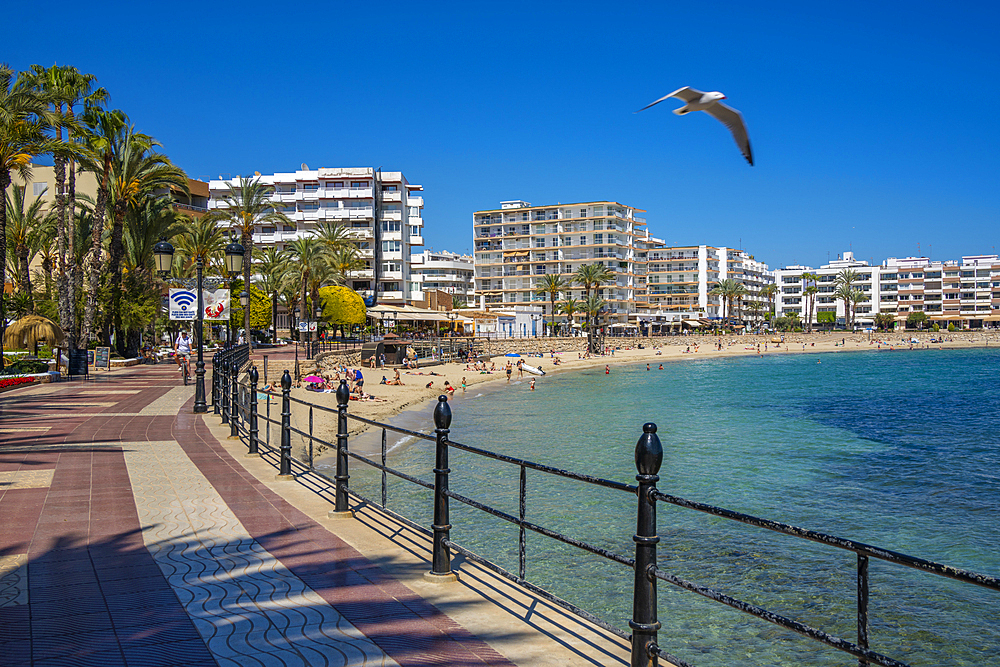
[[0, 376, 35, 391]]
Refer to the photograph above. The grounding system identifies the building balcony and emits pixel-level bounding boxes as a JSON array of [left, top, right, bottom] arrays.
[[382, 190, 402, 202], [409, 235, 424, 246], [382, 210, 403, 221]]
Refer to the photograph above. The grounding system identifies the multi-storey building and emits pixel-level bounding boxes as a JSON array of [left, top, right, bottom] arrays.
[[473, 200, 651, 323], [409, 250, 475, 303], [208, 167, 425, 306], [644, 245, 772, 321], [774, 251, 1000, 328]]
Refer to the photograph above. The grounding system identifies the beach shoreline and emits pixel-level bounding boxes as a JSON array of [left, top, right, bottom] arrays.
[[282, 330, 997, 459]]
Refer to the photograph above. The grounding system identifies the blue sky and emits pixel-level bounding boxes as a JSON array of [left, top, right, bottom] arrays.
[[12, 1, 999, 269]]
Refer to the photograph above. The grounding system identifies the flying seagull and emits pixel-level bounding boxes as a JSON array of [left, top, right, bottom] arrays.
[[636, 87, 753, 166]]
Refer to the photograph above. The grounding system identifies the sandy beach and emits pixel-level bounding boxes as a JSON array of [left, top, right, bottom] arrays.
[[274, 330, 998, 458]]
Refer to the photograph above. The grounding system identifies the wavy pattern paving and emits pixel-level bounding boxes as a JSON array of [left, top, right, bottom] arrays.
[[124, 440, 398, 667]]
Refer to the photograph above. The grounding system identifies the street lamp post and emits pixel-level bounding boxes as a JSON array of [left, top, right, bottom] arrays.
[[153, 237, 244, 412], [530, 312, 541, 338], [293, 307, 300, 380]]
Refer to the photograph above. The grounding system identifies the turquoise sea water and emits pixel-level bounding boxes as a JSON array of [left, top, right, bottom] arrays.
[[338, 348, 1000, 666]]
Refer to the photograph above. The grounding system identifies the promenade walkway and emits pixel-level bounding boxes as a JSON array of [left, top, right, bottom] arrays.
[[0, 364, 629, 666]]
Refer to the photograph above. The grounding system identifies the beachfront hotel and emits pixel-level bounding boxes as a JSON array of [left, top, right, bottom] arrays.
[[642, 244, 773, 325], [208, 167, 425, 307], [409, 250, 475, 304], [472, 200, 653, 323], [774, 251, 1000, 328]]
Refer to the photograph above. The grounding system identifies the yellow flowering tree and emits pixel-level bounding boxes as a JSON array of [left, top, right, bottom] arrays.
[[318, 285, 366, 328]]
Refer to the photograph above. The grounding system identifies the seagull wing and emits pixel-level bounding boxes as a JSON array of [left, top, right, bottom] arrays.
[[704, 102, 754, 166], [635, 86, 704, 113]]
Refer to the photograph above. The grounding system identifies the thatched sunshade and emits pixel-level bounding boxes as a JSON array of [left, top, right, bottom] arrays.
[[3, 315, 66, 351]]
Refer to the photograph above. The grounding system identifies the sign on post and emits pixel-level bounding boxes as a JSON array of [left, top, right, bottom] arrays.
[[169, 289, 230, 321]]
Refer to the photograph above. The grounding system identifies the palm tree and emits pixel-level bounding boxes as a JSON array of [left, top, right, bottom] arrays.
[[327, 246, 364, 285], [285, 237, 327, 329], [800, 272, 820, 333], [559, 297, 581, 335], [849, 288, 867, 329], [315, 220, 353, 252], [78, 107, 128, 344], [534, 274, 568, 337], [760, 283, 778, 326], [835, 269, 861, 330], [833, 284, 855, 330], [5, 184, 53, 313], [0, 65, 55, 371], [207, 175, 291, 337], [173, 216, 227, 278], [709, 278, 746, 321], [582, 293, 607, 348], [574, 263, 614, 352], [105, 125, 186, 352], [254, 246, 289, 341], [746, 301, 764, 330]]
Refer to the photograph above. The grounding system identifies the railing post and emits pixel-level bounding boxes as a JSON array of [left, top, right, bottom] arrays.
[[247, 365, 260, 458], [426, 395, 456, 582], [221, 357, 230, 424], [212, 352, 220, 414], [329, 379, 353, 518], [229, 356, 240, 439], [631, 423, 662, 667], [276, 370, 293, 480]]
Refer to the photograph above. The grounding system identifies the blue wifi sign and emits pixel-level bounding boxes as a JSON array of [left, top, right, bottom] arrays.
[[169, 289, 199, 320]]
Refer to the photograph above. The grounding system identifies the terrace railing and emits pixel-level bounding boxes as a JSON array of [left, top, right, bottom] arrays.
[[215, 362, 1000, 667]]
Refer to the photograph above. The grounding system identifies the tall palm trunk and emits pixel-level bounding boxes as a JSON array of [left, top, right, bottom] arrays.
[[0, 171, 9, 365], [17, 245, 33, 313], [67, 154, 82, 345], [107, 203, 128, 355], [81, 153, 111, 345], [53, 152, 74, 345]]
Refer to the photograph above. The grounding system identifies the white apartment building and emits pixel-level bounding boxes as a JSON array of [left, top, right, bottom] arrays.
[[409, 250, 475, 303], [473, 200, 652, 323], [208, 167, 425, 306], [643, 245, 773, 322], [774, 251, 1000, 328]]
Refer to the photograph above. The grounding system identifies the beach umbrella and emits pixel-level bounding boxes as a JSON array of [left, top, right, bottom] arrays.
[[505, 353, 521, 357], [3, 315, 65, 352], [303, 375, 324, 383]]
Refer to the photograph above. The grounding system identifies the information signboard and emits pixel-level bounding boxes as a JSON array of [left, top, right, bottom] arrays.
[[94, 347, 111, 370], [68, 349, 89, 377]]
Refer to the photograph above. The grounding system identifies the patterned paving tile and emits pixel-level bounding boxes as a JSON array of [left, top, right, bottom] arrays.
[[0, 469, 55, 490], [0, 554, 28, 607], [123, 440, 398, 667]]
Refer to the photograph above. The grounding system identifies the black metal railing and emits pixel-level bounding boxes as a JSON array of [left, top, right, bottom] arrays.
[[216, 362, 999, 667]]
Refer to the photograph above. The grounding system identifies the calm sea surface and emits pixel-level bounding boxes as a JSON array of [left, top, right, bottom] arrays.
[[333, 347, 1000, 666]]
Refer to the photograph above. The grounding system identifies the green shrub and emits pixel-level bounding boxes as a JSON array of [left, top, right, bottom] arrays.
[[931, 323, 940, 332], [948, 323, 956, 332], [2, 358, 49, 375]]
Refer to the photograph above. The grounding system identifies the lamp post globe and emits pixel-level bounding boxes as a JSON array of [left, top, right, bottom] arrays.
[[153, 238, 174, 276], [224, 240, 245, 277], [240, 290, 249, 307]]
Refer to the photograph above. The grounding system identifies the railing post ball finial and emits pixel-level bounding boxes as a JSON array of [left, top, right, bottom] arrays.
[[635, 423, 662, 477], [434, 395, 452, 431], [281, 369, 292, 391], [336, 378, 350, 405], [249, 365, 259, 385]]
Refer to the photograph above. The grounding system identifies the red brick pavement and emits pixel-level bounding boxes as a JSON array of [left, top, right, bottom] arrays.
[[1, 364, 516, 666]]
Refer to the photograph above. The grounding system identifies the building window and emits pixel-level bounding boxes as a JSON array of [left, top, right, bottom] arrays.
[[382, 221, 401, 232], [535, 238, 545, 248], [580, 235, 587, 246], [283, 225, 295, 232], [383, 185, 398, 191], [302, 183, 318, 191], [595, 234, 603, 244], [382, 241, 402, 253], [330, 181, 344, 188], [299, 202, 319, 211], [32, 182, 47, 196], [351, 181, 368, 188]]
